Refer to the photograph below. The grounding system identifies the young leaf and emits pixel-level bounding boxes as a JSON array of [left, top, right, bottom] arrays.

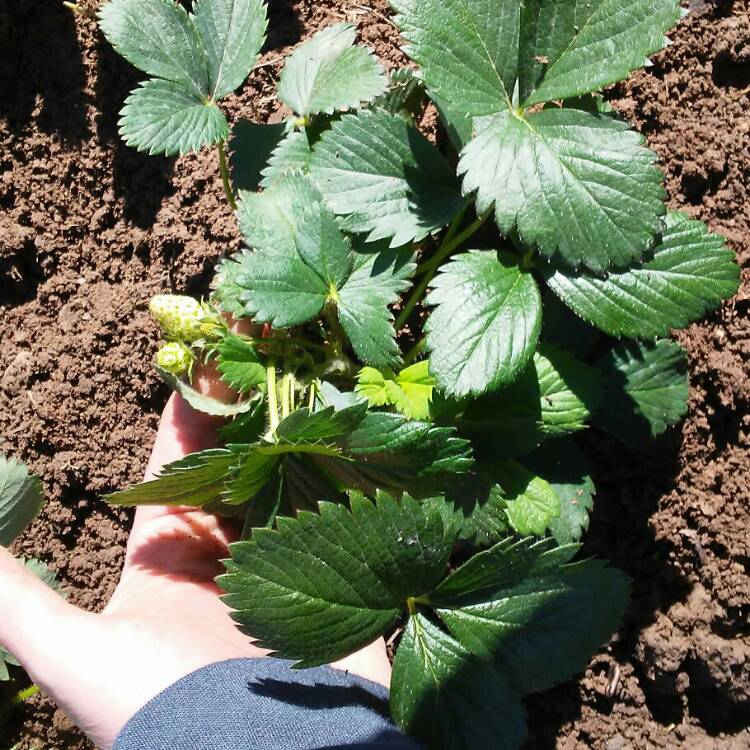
[[543, 211, 741, 338], [494, 459, 560, 537], [230, 120, 288, 192], [157, 367, 257, 416], [459, 108, 665, 273], [356, 360, 435, 420], [391, 612, 527, 750], [425, 250, 542, 398], [524, 438, 595, 545], [105, 448, 238, 506], [119, 79, 229, 156], [337, 247, 416, 367], [220, 494, 457, 666], [309, 109, 464, 247], [0, 456, 44, 547], [99, 0, 209, 98], [277, 24, 387, 116], [372, 67, 426, 119], [593, 339, 688, 447], [216, 333, 266, 394], [192, 0, 268, 100], [436, 558, 630, 692]]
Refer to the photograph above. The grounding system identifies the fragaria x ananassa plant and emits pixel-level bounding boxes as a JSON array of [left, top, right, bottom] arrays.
[[98, 0, 739, 746]]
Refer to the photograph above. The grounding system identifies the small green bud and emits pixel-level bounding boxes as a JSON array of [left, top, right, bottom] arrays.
[[155, 341, 193, 375], [149, 294, 212, 342]]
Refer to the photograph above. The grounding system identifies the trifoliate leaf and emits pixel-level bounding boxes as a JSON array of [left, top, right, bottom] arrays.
[[233, 203, 347, 328], [230, 120, 288, 192], [524, 438, 595, 545], [216, 333, 266, 394], [260, 130, 313, 188], [220, 494, 457, 666], [493, 459, 559, 537], [237, 172, 323, 256], [192, 0, 268, 100], [157, 367, 258, 416], [99, 0, 209, 97], [119, 78, 229, 156], [459, 344, 601, 456], [436, 558, 630, 692], [314, 412, 473, 497], [391, 612, 527, 750], [356, 360, 435, 420], [519, 0, 681, 106], [391, 0, 678, 114], [544, 211, 741, 338], [337, 247, 416, 367], [105, 448, 238, 506], [372, 67, 426, 119], [277, 23, 387, 116], [309, 109, 464, 247], [0, 456, 44, 547], [425, 250, 542, 398], [593, 339, 688, 447], [459, 108, 665, 273]]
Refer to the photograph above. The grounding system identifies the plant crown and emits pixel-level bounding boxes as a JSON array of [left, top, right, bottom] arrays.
[[99, 0, 739, 747]]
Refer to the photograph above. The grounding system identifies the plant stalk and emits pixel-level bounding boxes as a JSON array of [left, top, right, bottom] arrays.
[[266, 363, 280, 435], [395, 210, 490, 331], [217, 140, 237, 211]]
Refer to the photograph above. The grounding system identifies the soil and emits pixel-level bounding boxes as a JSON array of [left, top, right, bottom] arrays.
[[0, 0, 748, 747]]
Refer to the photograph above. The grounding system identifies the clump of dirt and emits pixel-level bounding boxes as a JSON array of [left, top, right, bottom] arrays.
[[0, 0, 747, 748]]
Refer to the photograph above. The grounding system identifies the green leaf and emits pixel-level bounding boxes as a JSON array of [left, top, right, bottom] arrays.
[[391, 612, 527, 750], [540, 289, 599, 359], [436, 558, 630, 692], [99, 0, 209, 97], [260, 130, 313, 188], [593, 339, 688, 447], [391, 0, 678, 114], [219, 395, 267, 443], [229, 120, 288, 192], [237, 172, 322, 257], [337, 247, 416, 367], [524, 439, 595, 545], [519, 0, 681, 107], [119, 79, 228, 156], [222, 449, 279, 505], [372, 67, 426, 119], [216, 333, 266, 394], [425, 250, 542, 398], [494, 459, 559, 537], [315, 412, 473, 497], [105, 448, 238, 506], [211, 250, 252, 317], [233, 203, 346, 327], [220, 494, 457, 666], [275, 403, 368, 444], [459, 108, 665, 273], [157, 367, 257, 416], [309, 109, 464, 247], [277, 23, 387, 116], [356, 360, 435, 420], [460, 344, 601, 454], [544, 211, 741, 338], [390, 0, 519, 117], [0, 456, 44, 547], [192, 0, 267, 100]]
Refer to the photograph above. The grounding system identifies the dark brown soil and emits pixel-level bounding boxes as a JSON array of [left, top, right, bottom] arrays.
[[0, 0, 748, 748]]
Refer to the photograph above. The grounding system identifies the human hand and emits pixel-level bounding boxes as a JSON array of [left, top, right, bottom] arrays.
[[0, 370, 391, 750]]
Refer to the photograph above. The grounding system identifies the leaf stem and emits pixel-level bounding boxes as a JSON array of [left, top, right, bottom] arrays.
[[395, 210, 490, 331], [266, 363, 280, 434], [280, 371, 291, 419], [323, 304, 347, 356], [217, 140, 237, 211], [307, 380, 317, 410], [402, 336, 426, 365]]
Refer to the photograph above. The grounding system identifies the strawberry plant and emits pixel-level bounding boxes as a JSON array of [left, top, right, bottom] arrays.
[[99, 0, 739, 747]]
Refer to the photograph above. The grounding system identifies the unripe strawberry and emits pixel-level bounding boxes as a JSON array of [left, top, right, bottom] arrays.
[[149, 294, 210, 342], [155, 341, 193, 375]]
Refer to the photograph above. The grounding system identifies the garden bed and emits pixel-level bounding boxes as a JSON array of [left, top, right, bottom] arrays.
[[0, 0, 748, 747]]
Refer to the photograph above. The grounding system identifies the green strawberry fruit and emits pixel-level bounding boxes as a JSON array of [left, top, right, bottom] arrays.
[[155, 341, 193, 375]]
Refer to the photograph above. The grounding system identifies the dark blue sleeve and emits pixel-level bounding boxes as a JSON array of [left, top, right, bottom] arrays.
[[113, 658, 422, 750]]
